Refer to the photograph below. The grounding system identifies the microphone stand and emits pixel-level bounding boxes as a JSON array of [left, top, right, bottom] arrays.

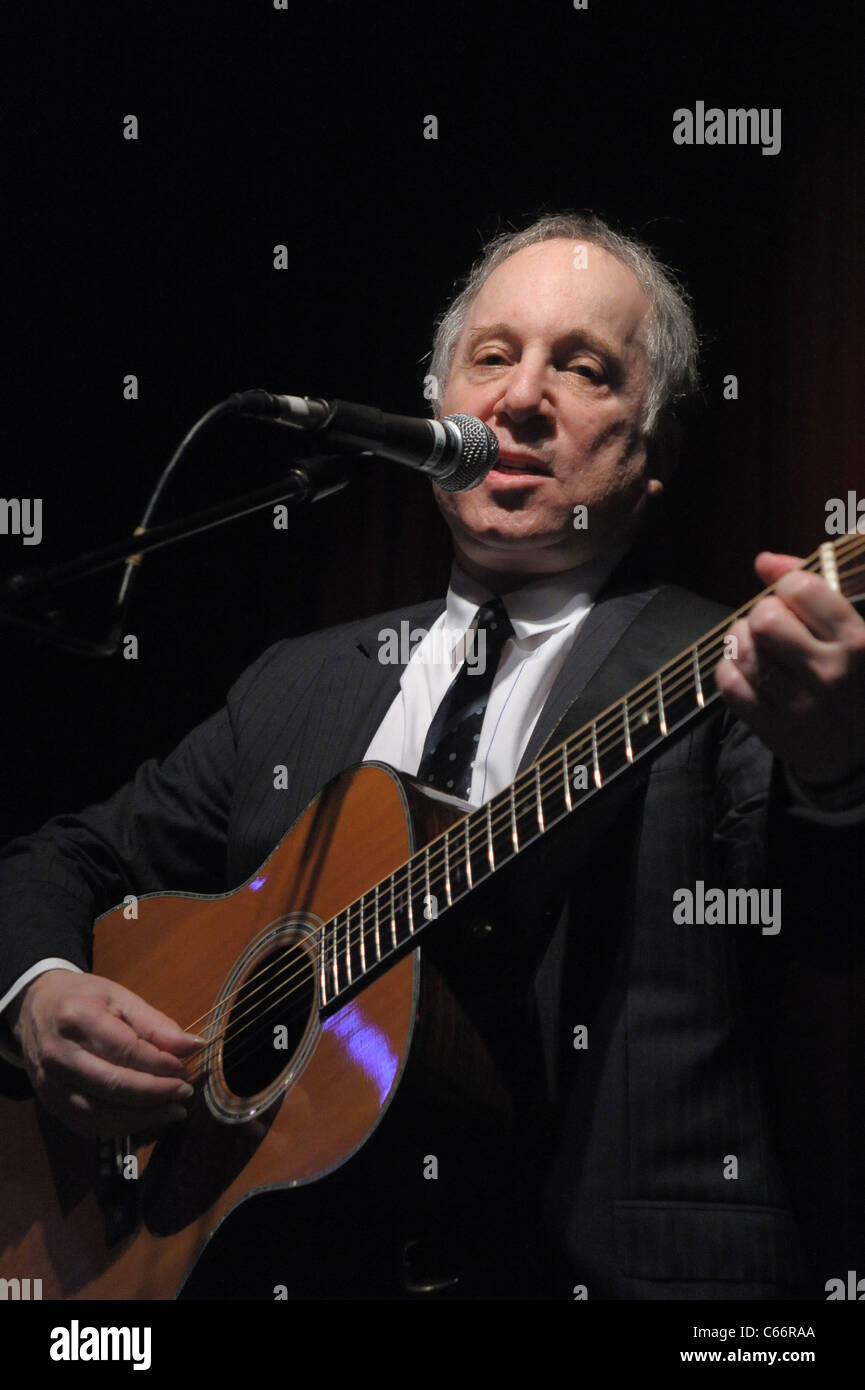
[[0, 450, 355, 657]]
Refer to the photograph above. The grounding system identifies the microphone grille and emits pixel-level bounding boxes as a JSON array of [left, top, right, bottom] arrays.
[[437, 415, 499, 492]]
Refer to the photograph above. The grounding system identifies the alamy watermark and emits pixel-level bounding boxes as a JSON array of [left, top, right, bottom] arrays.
[[673, 103, 781, 156], [673, 881, 781, 935], [0, 497, 42, 545], [378, 622, 488, 673], [49, 1321, 151, 1370], [825, 491, 865, 535]]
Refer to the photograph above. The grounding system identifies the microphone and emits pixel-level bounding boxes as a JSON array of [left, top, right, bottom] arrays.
[[229, 390, 498, 492]]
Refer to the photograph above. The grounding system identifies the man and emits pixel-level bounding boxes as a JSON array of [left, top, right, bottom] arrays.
[[1, 213, 864, 1299]]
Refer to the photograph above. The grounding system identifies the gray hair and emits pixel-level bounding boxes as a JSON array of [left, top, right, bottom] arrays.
[[428, 212, 699, 438]]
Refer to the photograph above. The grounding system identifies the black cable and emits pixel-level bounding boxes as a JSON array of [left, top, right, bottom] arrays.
[[112, 398, 238, 626]]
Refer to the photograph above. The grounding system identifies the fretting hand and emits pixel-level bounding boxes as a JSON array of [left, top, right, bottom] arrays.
[[715, 550, 865, 789]]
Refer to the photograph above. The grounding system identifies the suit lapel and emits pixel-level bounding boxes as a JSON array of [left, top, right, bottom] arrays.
[[318, 597, 446, 778], [520, 573, 733, 775], [519, 578, 662, 772]]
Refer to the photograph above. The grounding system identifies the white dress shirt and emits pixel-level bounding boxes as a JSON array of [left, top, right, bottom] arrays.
[[364, 555, 620, 804]]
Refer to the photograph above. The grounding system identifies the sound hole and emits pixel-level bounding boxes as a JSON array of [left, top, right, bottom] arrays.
[[222, 941, 315, 1099]]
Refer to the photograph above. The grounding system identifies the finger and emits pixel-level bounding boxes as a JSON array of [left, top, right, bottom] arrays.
[[40, 1080, 188, 1140], [108, 983, 205, 1057], [720, 618, 758, 685], [717, 620, 803, 712], [45, 1043, 195, 1109], [747, 594, 823, 679], [772, 568, 865, 645], [715, 649, 762, 716], [715, 653, 784, 739], [754, 551, 805, 586], [55, 999, 196, 1079]]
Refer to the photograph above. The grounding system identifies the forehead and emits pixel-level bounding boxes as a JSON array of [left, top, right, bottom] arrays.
[[464, 238, 650, 356]]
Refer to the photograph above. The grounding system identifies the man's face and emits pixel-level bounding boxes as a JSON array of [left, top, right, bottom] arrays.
[[435, 238, 659, 580]]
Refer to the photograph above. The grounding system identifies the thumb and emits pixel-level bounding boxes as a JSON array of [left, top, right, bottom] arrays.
[[754, 550, 805, 586]]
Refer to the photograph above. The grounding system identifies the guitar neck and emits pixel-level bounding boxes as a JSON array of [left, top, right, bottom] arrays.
[[318, 534, 865, 1011]]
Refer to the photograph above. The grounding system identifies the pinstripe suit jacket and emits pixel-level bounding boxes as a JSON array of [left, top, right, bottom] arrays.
[[1, 562, 863, 1299]]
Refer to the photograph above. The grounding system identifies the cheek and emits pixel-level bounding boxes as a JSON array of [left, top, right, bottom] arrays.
[[440, 378, 470, 417]]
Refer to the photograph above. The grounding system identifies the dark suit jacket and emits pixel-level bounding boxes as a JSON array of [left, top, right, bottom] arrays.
[[1, 561, 863, 1299]]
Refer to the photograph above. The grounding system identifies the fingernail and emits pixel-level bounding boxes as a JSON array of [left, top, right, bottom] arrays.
[[178, 1083, 194, 1099], [169, 1106, 188, 1123]]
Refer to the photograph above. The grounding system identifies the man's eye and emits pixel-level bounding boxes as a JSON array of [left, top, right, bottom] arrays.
[[567, 363, 602, 380], [476, 352, 508, 365]]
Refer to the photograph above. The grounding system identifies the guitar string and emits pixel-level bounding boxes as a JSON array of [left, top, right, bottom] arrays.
[[180, 536, 865, 1075], [184, 539, 865, 1077], [180, 535, 865, 1072]]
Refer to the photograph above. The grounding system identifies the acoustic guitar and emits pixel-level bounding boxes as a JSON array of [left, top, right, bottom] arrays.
[[1, 535, 862, 1299]]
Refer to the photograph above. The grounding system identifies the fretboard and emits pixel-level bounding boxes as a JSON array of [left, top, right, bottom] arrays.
[[318, 534, 865, 1011]]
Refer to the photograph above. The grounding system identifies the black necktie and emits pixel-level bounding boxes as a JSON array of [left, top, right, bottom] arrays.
[[417, 596, 514, 799]]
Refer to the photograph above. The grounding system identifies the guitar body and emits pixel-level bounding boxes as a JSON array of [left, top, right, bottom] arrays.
[[0, 763, 486, 1300]]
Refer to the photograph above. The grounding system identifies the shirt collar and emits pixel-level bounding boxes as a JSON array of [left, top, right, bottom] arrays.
[[445, 548, 626, 643]]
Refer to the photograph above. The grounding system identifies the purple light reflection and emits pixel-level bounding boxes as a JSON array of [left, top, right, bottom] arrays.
[[322, 1003, 400, 1106]]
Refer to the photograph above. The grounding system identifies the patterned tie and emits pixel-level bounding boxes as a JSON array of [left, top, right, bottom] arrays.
[[417, 596, 514, 799]]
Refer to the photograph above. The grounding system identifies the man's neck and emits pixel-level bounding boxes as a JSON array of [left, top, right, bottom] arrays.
[[451, 546, 612, 596], [450, 546, 631, 607]]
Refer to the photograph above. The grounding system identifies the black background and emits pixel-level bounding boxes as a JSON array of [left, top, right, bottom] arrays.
[[2, 0, 861, 839]]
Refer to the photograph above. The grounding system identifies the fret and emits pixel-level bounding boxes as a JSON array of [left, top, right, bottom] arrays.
[[623, 696, 633, 763], [656, 672, 668, 736], [319, 925, 328, 1006], [389, 874, 397, 950], [591, 721, 602, 789], [423, 844, 431, 923], [629, 695, 658, 761], [692, 647, 704, 708], [344, 907, 353, 986], [358, 897, 366, 975], [562, 745, 573, 812], [442, 819, 470, 903], [486, 803, 496, 872], [331, 917, 339, 997], [534, 764, 545, 833], [373, 882, 381, 963], [510, 784, 520, 851], [464, 817, 473, 890], [406, 858, 415, 935]]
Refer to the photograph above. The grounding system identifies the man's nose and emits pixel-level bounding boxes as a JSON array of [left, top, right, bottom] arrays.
[[498, 358, 550, 422]]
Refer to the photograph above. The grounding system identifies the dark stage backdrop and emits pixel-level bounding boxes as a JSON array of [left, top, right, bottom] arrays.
[[2, 0, 862, 841]]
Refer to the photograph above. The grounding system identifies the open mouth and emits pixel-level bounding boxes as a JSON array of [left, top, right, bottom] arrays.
[[491, 455, 550, 477]]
